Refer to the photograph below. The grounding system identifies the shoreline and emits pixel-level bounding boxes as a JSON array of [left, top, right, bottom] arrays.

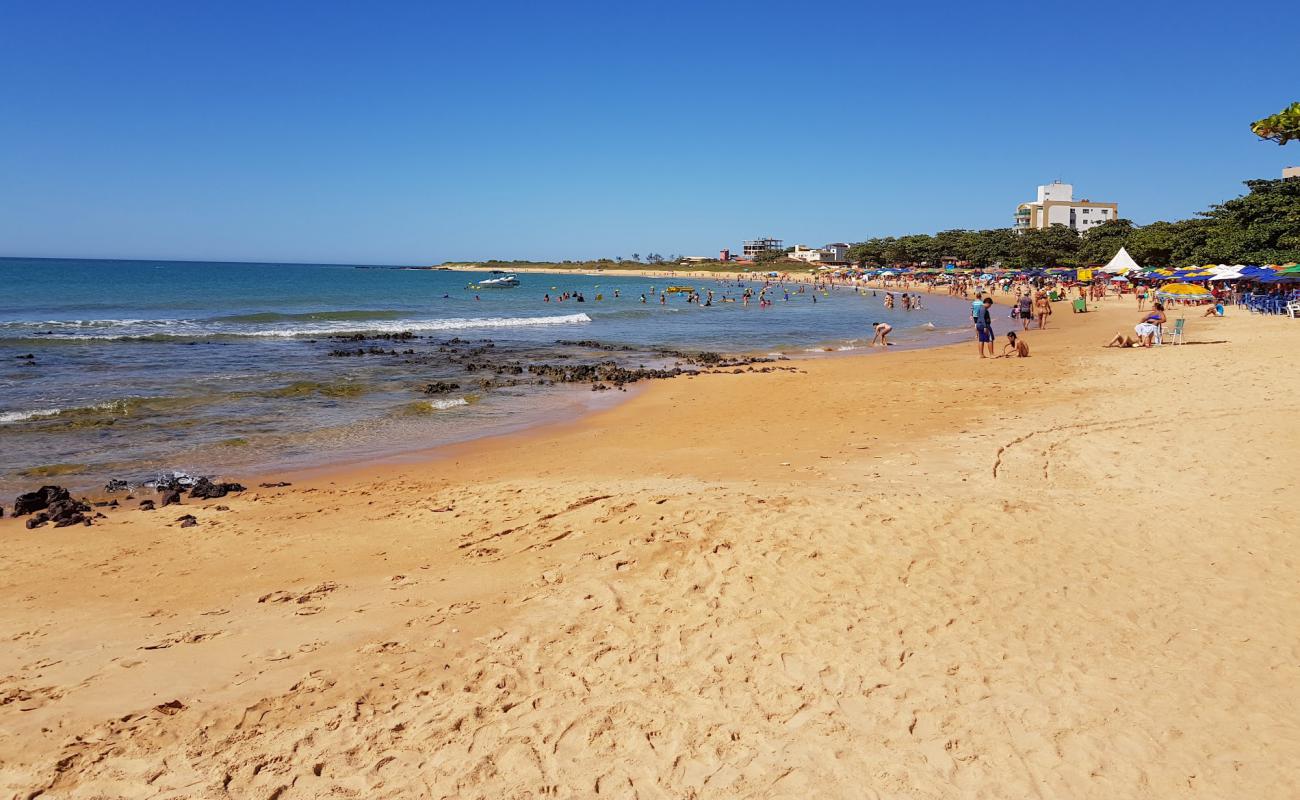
[[2, 283, 972, 499], [2, 297, 1298, 796]]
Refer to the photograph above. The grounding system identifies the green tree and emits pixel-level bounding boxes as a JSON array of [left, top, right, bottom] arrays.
[[1012, 225, 1080, 268], [1251, 101, 1300, 145], [847, 240, 886, 265], [966, 229, 1018, 269], [1193, 178, 1300, 264]]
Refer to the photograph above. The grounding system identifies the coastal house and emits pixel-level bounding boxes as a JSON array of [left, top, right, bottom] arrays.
[[789, 243, 850, 266], [1014, 181, 1118, 234]]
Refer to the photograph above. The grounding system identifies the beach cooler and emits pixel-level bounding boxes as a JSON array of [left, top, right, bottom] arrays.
[[1072, 298, 1086, 313]]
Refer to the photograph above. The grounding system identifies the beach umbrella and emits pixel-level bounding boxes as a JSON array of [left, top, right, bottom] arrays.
[[1110, 275, 1130, 282], [1156, 282, 1213, 301]]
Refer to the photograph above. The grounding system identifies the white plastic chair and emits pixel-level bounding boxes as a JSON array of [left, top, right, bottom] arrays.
[[1288, 301, 1300, 318]]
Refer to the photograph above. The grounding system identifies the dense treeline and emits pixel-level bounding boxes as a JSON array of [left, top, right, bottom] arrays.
[[846, 178, 1300, 269]]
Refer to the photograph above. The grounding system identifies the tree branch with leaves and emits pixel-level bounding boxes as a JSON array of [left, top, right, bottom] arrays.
[[1251, 102, 1300, 145]]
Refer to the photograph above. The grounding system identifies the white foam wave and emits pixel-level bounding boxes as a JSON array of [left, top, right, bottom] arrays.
[[425, 398, 469, 411], [0, 400, 131, 424], [0, 313, 593, 340], [0, 408, 62, 424], [239, 313, 593, 338]]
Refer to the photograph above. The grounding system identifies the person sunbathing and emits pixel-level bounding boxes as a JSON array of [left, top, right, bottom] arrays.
[[998, 331, 1029, 358], [1106, 332, 1139, 348]]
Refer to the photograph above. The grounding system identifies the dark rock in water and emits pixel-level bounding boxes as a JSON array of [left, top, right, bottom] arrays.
[[104, 479, 130, 493], [159, 490, 182, 508], [139, 500, 156, 511], [555, 339, 638, 352], [16, 354, 34, 359], [13, 486, 71, 517], [177, 514, 198, 528], [423, 381, 461, 395], [258, 481, 292, 488], [525, 361, 685, 389], [0, 506, 4, 518], [189, 478, 246, 499]]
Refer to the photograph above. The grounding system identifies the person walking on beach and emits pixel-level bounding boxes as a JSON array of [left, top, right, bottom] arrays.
[[1034, 292, 1052, 329], [1016, 292, 1033, 331], [975, 297, 995, 358]]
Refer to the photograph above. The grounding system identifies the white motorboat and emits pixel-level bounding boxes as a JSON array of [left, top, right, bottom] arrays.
[[469, 275, 520, 289]]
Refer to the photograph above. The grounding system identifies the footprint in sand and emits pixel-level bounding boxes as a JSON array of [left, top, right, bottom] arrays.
[[257, 581, 341, 605]]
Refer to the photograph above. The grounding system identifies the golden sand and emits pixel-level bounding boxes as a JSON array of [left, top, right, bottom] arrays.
[[2, 297, 1297, 798]]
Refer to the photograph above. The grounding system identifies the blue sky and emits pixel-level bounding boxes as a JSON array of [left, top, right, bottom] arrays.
[[2, 0, 1296, 264]]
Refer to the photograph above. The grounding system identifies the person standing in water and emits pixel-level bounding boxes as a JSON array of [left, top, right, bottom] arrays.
[[871, 322, 892, 347]]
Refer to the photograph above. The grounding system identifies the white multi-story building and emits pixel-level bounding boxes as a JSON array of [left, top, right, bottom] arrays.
[[1014, 181, 1118, 234], [1284, 166, 1300, 179], [789, 243, 850, 265]]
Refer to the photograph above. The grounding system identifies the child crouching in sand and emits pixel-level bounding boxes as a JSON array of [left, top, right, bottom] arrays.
[[998, 331, 1029, 358]]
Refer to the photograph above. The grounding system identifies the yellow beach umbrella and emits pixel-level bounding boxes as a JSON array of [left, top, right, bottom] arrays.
[[1156, 282, 1213, 301]]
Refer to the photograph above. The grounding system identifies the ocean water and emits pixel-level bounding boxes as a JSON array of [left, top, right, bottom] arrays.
[[0, 258, 974, 493]]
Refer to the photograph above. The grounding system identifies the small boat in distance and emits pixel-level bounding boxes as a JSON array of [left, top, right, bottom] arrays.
[[468, 275, 520, 289]]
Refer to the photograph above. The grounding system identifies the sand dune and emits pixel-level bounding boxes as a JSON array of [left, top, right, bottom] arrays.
[[2, 298, 1298, 798]]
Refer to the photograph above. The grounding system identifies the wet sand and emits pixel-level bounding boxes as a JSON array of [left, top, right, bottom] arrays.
[[2, 296, 1298, 798]]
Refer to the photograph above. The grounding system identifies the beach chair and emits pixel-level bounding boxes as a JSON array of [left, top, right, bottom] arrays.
[[1166, 318, 1186, 345], [1288, 301, 1300, 319]]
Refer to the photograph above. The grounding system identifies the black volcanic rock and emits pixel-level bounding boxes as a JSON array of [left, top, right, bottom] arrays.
[[189, 478, 246, 499], [13, 486, 70, 517]]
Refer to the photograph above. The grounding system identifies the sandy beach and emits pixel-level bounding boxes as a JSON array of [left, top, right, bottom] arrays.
[[2, 296, 1298, 798]]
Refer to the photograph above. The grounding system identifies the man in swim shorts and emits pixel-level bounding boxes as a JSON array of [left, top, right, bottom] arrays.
[[975, 297, 995, 358]]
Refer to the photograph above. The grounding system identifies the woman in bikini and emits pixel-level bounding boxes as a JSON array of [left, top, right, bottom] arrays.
[[1034, 292, 1052, 329], [1134, 302, 1166, 347]]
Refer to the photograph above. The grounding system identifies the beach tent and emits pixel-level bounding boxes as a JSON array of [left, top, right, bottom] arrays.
[[1110, 275, 1130, 282], [1208, 265, 1246, 280], [1098, 247, 1141, 274]]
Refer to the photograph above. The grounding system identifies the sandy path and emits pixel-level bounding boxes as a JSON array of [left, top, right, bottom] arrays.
[[1, 298, 1297, 798]]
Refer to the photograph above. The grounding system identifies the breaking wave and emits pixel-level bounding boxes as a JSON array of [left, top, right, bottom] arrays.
[[0, 313, 593, 341]]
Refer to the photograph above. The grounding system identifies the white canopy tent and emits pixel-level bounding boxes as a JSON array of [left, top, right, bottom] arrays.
[[1209, 265, 1246, 281], [1098, 247, 1142, 274]]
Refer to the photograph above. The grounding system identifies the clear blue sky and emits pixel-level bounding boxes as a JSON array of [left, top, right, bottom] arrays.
[[2, 0, 1296, 264]]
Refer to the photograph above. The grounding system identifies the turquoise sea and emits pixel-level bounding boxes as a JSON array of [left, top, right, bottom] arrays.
[[0, 258, 975, 493]]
